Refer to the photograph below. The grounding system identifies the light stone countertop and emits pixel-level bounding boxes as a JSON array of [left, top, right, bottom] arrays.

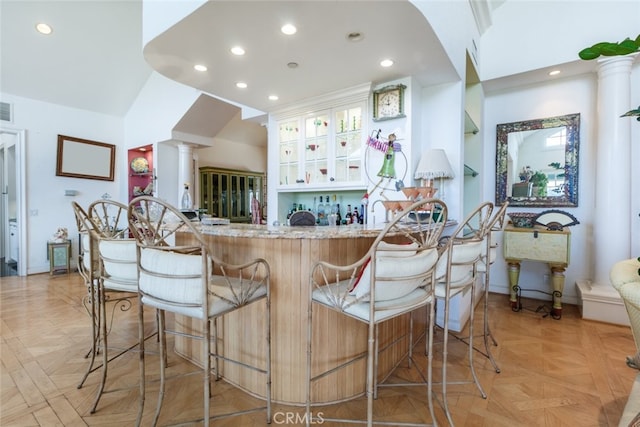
[[190, 220, 457, 240]]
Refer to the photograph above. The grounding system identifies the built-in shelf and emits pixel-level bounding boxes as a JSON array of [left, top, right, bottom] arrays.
[[464, 111, 479, 135], [464, 164, 478, 177]]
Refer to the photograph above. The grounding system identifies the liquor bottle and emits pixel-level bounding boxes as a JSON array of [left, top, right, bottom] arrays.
[[352, 207, 359, 225], [336, 203, 342, 226], [181, 183, 192, 210], [317, 196, 326, 225], [346, 205, 352, 225], [359, 204, 365, 224]]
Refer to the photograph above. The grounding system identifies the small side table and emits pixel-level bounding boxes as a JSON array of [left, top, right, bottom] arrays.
[[503, 225, 571, 319], [47, 239, 71, 275]]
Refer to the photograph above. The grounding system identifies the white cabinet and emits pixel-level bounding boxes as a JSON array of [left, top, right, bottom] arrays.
[[276, 101, 366, 191]]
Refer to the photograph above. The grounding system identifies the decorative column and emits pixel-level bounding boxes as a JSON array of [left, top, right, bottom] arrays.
[[577, 54, 635, 325], [594, 56, 633, 283], [177, 143, 195, 208]]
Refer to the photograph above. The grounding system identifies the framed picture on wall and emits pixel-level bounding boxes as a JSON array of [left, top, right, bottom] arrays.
[[56, 134, 116, 181]]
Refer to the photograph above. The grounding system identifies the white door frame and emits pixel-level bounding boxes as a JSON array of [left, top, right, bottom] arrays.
[[1, 127, 27, 276]]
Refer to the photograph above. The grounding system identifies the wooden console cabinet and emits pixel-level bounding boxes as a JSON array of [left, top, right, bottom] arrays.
[[503, 225, 571, 319]]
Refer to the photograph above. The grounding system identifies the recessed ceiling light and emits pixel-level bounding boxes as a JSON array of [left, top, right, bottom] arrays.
[[268, 95, 279, 101], [35, 23, 52, 35], [380, 59, 394, 67], [230, 46, 245, 56], [281, 24, 297, 35], [236, 82, 248, 89], [347, 32, 364, 42], [549, 69, 561, 76], [287, 62, 299, 69], [194, 64, 207, 72]]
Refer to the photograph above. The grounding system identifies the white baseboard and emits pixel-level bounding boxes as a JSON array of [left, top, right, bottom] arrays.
[[575, 279, 630, 326], [436, 278, 484, 333]]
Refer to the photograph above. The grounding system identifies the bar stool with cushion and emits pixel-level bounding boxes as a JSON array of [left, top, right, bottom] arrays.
[[475, 201, 508, 373], [86, 199, 144, 413], [127, 195, 271, 427], [71, 201, 101, 388], [306, 198, 447, 427], [433, 201, 493, 426]]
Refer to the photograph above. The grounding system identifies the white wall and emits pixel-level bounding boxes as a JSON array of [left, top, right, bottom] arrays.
[[420, 81, 465, 220], [196, 139, 266, 173], [124, 72, 201, 151], [0, 93, 124, 274], [124, 72, 203, 205], [481, 1, 640, 81], [1, 72, 269, 274], [412, 0, 478, 81], [483, 73, 598, 304]]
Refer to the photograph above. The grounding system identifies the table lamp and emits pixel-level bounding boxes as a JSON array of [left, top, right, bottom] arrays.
[[414, 148, 454, 200]]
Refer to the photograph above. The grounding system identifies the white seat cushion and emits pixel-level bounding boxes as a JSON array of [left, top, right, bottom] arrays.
[[350, 247, 438, 302], [314, 281, 433, 323], [99, 239, 138, 292], [435, 240, 482, 284], [139, 248, 267, 318], [477, 233, 498, 273], [139, 248, 206, 305]]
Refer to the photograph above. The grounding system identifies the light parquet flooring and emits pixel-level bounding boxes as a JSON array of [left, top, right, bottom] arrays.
[[0, 273, 637, 426]]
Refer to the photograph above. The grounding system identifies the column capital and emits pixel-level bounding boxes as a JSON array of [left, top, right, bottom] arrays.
[[597, 53, 638, 77]]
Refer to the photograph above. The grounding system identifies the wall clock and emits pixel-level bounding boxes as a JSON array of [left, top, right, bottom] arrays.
[[372, 84, 406, 121]]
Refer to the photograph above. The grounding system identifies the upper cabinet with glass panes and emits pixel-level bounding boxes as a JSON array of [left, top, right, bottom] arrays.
[[276, 101, 366, 190]]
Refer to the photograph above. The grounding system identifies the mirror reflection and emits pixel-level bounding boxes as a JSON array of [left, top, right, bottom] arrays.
[[496, 113, 580, 207]]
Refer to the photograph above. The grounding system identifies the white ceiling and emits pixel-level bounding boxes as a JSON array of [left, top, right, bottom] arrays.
[[143, 1, 456, 114], [0, 0, 152, 117], [0, 0, 613, 142], [1, 1, 456, 119]]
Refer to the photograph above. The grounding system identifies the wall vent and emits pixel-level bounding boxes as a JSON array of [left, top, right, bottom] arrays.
[[0, 102, 13, 123]]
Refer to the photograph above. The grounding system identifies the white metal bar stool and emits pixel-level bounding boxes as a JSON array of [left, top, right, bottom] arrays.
[[306, 198, 447, 427], [128, 196, 271, 427]]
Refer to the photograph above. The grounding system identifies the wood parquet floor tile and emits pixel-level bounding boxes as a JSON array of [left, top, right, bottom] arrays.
[[0, 273, 636, 426]]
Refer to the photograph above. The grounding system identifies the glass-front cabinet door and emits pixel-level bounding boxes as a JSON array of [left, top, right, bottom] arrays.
[[279, 119, 299, 186], [334, 105, 363, 183], [276, 101, 365, 190], [304, 112, 329, 185], [200, 167, 264, 223]]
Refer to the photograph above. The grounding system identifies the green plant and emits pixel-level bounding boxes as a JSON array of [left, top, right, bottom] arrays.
[[578, 35, 640, 60], [530, 171, 548, 197], [579, 35, 640, 120]]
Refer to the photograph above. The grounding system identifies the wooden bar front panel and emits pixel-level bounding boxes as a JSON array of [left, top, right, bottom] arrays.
[[174, 232, 427, 405]]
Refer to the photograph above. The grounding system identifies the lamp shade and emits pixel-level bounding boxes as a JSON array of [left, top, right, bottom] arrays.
[[414, 149, 454, 180]]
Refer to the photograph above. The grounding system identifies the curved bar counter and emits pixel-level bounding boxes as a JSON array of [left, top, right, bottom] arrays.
[[174, 223, 428, 405]]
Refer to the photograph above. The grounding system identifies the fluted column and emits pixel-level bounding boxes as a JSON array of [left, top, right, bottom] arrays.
[[593, 55, 634, 286], [177, 143, 194, 208]]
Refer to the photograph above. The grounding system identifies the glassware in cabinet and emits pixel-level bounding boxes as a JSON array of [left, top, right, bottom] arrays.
[[279, 120, 299, 186], [304, 113, 329, 185], [334, 105, 363, 184]]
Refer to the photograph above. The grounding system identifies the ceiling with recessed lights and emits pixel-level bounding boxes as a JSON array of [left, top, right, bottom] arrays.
[[1, 0, 623, 125], [142, 1, 456, 114], [0, 0, 152, 117]]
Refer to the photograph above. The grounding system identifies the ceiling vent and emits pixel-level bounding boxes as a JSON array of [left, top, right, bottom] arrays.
[[0, 102, 13, 123]]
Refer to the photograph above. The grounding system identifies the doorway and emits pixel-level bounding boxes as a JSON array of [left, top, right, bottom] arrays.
[[0, 128, 26, 277]]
